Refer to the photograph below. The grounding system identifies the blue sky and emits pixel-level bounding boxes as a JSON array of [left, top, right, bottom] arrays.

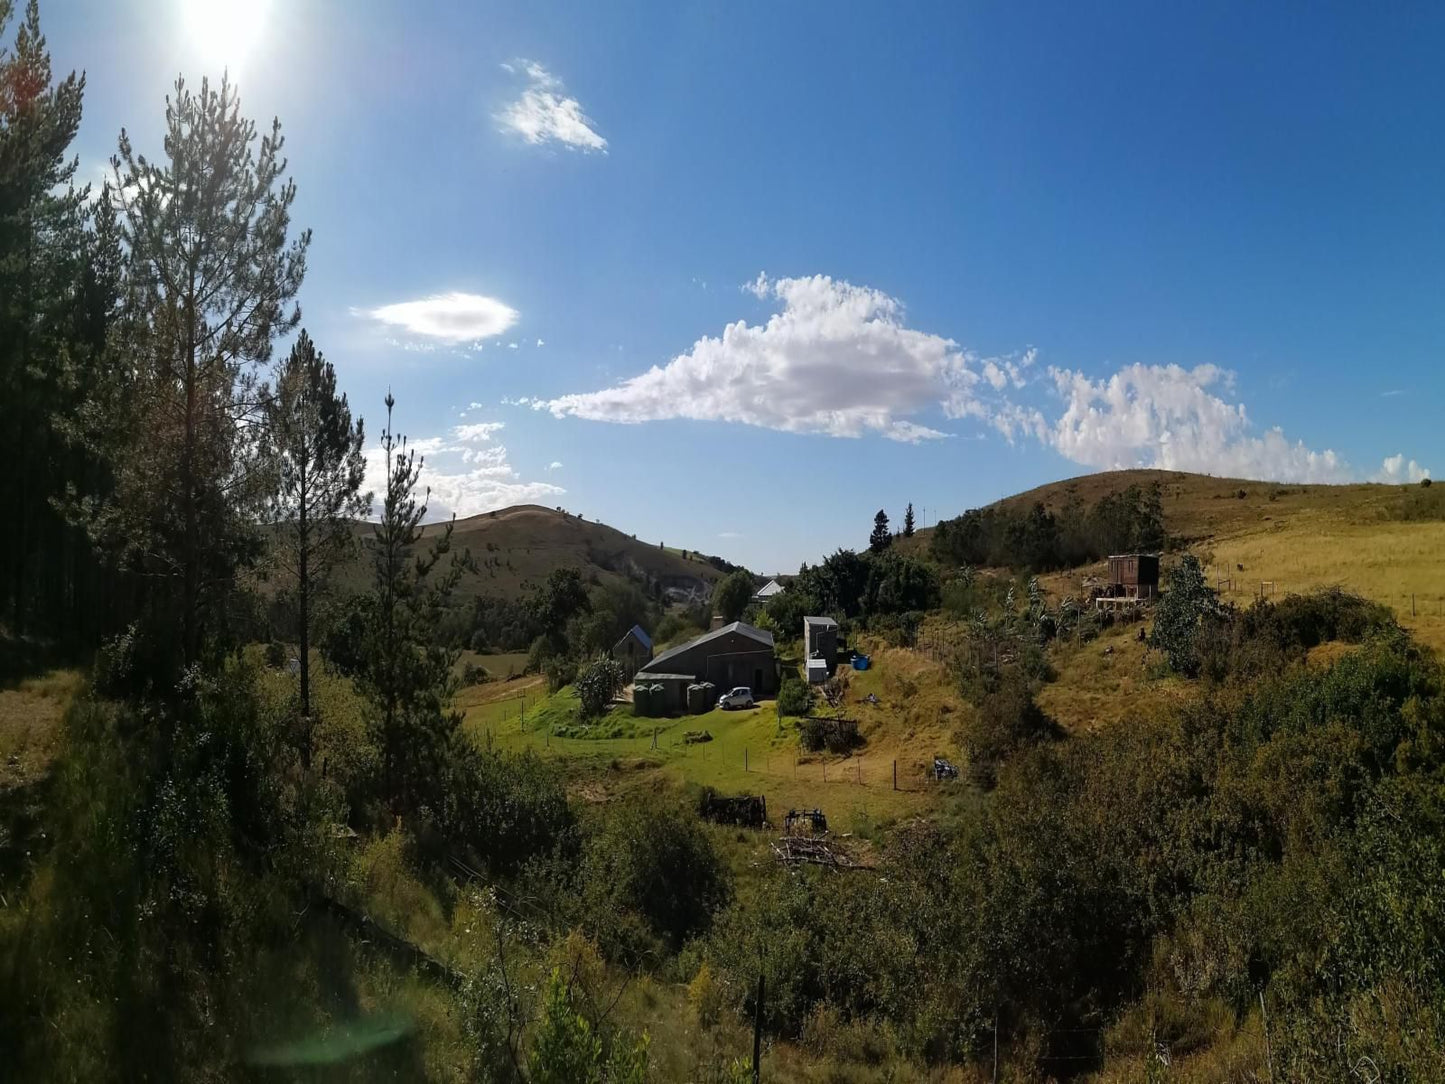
[[44, 1, 1445, 572]]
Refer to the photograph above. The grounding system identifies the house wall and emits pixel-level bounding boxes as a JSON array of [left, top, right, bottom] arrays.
[[611, 634, 650, 679]]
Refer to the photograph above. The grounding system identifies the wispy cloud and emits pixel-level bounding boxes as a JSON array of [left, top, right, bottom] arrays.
[[358, 292, 518, 344], [546, 461, 563, 471], [497, 60, 607, 152], [1380, 389, 1406, 398], [364, 420, 562, 521]]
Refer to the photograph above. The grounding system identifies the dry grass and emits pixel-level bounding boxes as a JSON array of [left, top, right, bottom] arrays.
[[0, 669, 83, 791]]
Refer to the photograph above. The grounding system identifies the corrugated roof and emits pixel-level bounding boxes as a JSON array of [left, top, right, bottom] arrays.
[[623, 624, 652, 651], [804, 615, 838, 628], [640, 620, 774, 674], [754, 579, 784, 597]]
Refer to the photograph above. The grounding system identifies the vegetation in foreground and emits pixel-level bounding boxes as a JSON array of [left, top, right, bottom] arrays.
[[3, 4, 1445, 1081]]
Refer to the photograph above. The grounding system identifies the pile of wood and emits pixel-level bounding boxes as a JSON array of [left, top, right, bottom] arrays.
[[773, 836, 854, 869]]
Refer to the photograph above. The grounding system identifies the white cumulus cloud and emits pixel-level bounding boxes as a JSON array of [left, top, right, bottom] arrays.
[[360, 292, 518, 344], [497, 60, 607, 152], [542, 273, 1003, 443], [364, 420, 562, 521], [1041, 363, 1352, 482], [1376, 453, 1431, 484]]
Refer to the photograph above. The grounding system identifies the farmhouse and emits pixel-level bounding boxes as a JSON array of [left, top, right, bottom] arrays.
[[610, 624, 652, 678], [803, 615, 838, 682], [637, 621, 778, 703]]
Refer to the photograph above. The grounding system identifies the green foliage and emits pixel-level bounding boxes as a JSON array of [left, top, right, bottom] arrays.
[[531, 566, 592, 653], [94, 74, 309, 668], [931, 483, 1165, 572], [264, 639, 287, 668], [869, 508, 892, 552], [1149, 554, 1221, 676], [956, 669, 1061, 787], [435, 747, 579, 876], [777, 676, 813, 716], [903, 502, 915, 537], [530, 969, 604, 1084], [347, 395, 466, 817], [582, 803, 732, 963], [260, 329, 368, 737], [576, 654, 626, 718], [711, 569, 756, 623]]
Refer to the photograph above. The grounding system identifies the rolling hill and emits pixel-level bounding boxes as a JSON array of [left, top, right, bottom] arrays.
[[908, 467, 1445, 651], [333, 503, 732, 603]]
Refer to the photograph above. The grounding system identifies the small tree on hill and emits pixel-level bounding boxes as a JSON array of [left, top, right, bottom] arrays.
[[576, 655, 625, 719], [903, 503, 915, 537], [869, 509, 892, 553], [711, 569, 755, 623]]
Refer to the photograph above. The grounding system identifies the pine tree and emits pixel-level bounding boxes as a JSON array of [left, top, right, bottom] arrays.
[[353, 394, 466, 815], [96, 74, 309, 668], [261, 330, 367, 762], [869, 509, 892, 553], [903, 502, 915, 537], [0, 0, 92, 637]]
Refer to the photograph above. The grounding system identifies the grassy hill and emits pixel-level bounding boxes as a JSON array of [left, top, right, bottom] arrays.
[[330, 503, 731, 603], [908, 468, 1445, 650]]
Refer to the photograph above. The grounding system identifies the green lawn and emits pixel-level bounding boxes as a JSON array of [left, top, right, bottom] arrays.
[[462, 683, 938, 825]]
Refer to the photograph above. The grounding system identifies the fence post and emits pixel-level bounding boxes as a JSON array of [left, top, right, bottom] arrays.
[[745, 747, 748, 772], [893, 760, 898, 791]]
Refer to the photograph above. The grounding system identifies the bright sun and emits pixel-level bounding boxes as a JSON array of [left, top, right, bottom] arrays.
[[180, 0, 274, 73]]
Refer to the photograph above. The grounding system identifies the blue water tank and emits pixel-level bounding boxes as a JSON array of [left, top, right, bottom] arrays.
[[853, 653, 871, 671]]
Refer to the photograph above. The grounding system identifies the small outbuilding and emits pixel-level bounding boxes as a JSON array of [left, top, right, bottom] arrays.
[[611, 624, 653, 679], [637, 620, 778, 699], [752, 578, 785, 603], [1107, 554, 1160, 599], [803, 615, 839, 674]]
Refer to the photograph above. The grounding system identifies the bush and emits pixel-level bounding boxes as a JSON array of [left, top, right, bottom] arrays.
[[264, 640, 287, 669], [582, 803, 731, 962], [958, 670, 1060, 787], [544, 655, 578, 693], [575, 655, 625, 719], [434, 747, 579, 876], [777, 677, 812, 717]]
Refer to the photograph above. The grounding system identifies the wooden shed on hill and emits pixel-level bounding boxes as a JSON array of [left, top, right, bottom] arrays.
[[611, 624, 652, 679], [1107, 553, 1160, 599], [637, 621, 778, 698]]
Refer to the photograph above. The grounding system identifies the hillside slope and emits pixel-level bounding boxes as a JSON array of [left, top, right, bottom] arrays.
[[909, 468, 1445, 650], [334, 504, 731, 602]]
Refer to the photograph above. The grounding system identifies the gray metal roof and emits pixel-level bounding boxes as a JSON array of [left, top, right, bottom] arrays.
[[640, 620, 774, 674], [804, 615, 838, 628]]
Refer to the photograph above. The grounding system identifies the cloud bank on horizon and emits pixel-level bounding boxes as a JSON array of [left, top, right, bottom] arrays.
[[539, 272, 1429, 486]]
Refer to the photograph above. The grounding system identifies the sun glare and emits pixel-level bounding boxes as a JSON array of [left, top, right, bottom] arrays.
[[180, 0, 273, 73]]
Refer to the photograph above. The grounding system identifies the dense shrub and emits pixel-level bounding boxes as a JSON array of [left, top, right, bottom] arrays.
[[581, 803, 731, 963], [777, 677, 813, 716], [575, 655, 625, 718], [434, 748, 579, 877], [956, 670, 1060, 787]]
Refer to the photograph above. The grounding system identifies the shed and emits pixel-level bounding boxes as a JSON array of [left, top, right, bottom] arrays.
[[752, 578, 785, 603], [805, 658, 828, 685], [611, 624, 653, 679], [637, 621, 778, 699], [1107, 553, 1160, 599], [803, 615, 839, 674]]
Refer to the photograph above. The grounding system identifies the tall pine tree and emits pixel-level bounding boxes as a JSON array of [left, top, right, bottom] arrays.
[[0, 0, 93, 639], [96, 74, 309, 669], [903, 502, 915, 537], [353, 394, 466, 816], [261, 329, 367, 761], [869, 509, 892, 553]]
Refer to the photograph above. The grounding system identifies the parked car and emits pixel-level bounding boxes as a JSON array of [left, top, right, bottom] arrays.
[[718, 686, 755, 710]]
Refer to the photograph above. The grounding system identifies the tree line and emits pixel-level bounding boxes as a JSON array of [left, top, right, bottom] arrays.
[[929, 482, 1166, 572]]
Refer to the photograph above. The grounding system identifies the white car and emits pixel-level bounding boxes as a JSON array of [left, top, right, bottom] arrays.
[[717, 686, 755, 710]]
